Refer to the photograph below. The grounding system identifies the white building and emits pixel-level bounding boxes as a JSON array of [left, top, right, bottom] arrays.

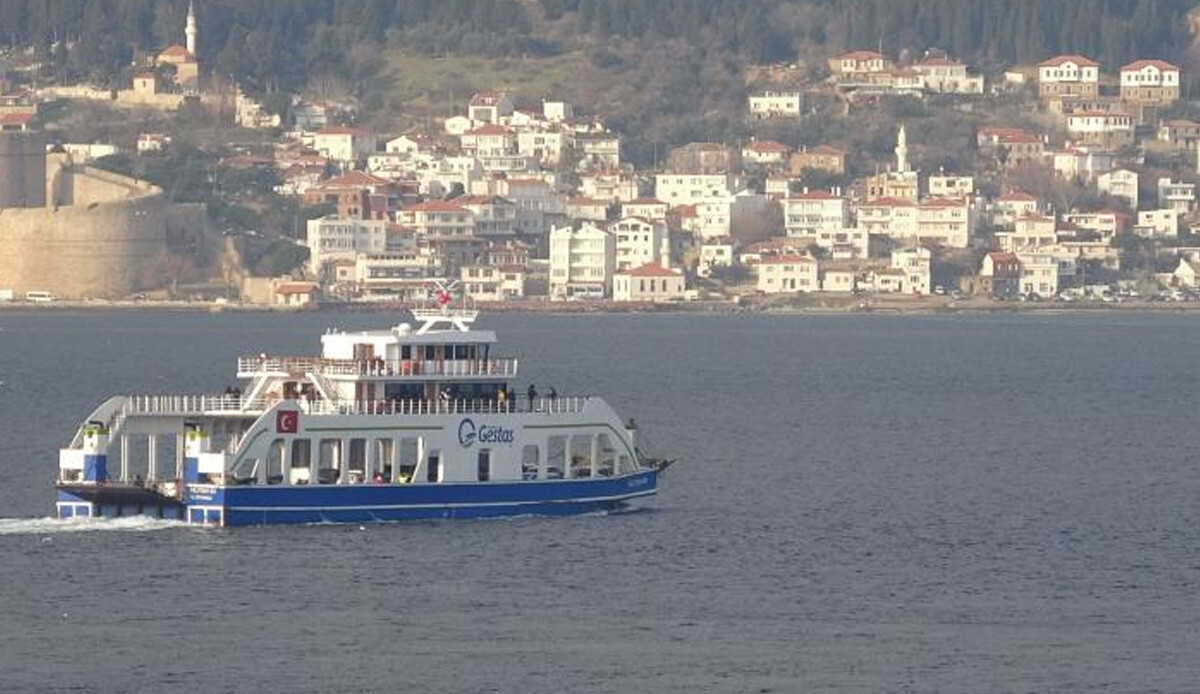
[[460, 264, 525, 301], [748, 91, 802, 119], [517, 131, 567, 166], [911, 57, 984, 94], [306, 216, 388, 276], [928, 174, 975, 199], [1097, 169, 1139, 210], [549, 223, 616, 300], [1038, 55, 1100, 99], [613, 264, 686, 302], [580, 173, 641, 203], [543, 101, 574, 122], [355, 250, 444, 299], [783, 191, 850, 239], [891, 247, 932, 295], [1016, 252, 1059, 297], [757, 255, 819, 293], [655, 174, 735, 205], [1136, 209, 1179, 238], [698, 241, 734, 278], [610, 217, 669, 271], [1158, 178, 1196, 213], [313, 126, 377, 165]]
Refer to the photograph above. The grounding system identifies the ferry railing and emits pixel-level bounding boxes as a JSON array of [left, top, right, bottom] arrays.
[[307, 396, 591, 417], [110, 394, 589, 420], [238, 356, 519, 379], [123, 394, 269, 416]]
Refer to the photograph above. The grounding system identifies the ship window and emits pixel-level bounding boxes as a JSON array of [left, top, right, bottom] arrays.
[[424, 345, 437, 360], [477, 449, 492, 482], [426, 450, 442, 483], [454, 345, 470, 360], [398, 438, 419, 483], [596, 434, 616, 477], [618, 454, 632, 474], [290, 439, 312, 468], [317, 439, 340, 484], [266, 439, 286, 485], [569, 435, 594, 478], [348, 439, 366, 480], [546, 436, 566, 479], [521, 445, 539, 480], [401, 345, 412, 360], [376, 439, 394, 482]]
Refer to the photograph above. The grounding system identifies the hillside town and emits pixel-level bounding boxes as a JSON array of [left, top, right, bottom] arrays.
[[6, 6, 1200, 308]]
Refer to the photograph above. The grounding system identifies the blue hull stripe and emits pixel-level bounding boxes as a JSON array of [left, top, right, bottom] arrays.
[[228, 488, 656, 513]]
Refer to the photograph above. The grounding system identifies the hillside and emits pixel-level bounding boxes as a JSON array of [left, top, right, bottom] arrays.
[[3, 0, 1199, 164]]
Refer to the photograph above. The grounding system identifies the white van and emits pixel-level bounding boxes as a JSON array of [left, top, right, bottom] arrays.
[[25, 290, 56, 303]]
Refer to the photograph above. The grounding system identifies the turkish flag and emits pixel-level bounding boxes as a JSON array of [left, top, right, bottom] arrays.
[[276, 410, 299, 434]]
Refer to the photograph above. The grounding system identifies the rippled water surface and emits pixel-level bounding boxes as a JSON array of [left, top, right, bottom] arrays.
[[1, 310, 1198, 693]]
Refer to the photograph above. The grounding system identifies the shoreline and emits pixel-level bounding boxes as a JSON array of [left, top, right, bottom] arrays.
[[4, 297, 1200, 316]]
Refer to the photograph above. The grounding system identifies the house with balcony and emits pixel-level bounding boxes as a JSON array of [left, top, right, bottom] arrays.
[[1158, 178, 1196, 213], [549, 223, 616, 300], [610, 217, 669, 271], [783, 190, 850, 240]]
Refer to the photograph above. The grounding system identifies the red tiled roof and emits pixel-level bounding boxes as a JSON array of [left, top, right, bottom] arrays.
[[999, 192, 1037, 202], [0, 112, 32, 125], [745, 140, 790, 153], [404, 200, 466, 213], [323, 171, 388, 187], [618, 264, 681, 278], [861, 197, 915, 207], [158, 44, 194, 61], [1039, 54, 1099, 68], [760, 254, 815, 264], [1121, 59, 1180, 72], [465, 124, 514, 136]]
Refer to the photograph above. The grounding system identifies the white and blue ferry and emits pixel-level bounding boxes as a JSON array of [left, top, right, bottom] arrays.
[[56, 304, 668, 526]]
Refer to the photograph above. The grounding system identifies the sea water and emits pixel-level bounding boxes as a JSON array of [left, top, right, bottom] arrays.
[[1, 310, 1198, 693]]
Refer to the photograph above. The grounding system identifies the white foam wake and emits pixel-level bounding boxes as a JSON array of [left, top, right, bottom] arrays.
[[0, 516, 188, 536]]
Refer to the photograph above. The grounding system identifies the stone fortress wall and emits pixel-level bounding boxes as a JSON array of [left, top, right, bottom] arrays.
[[0, 140, 205, 299]]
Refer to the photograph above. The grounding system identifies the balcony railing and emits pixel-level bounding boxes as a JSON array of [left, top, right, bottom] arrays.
[[237, 356, 519, 379]]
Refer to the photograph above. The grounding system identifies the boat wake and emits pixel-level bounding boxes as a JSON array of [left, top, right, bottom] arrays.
[[0, 516, 188, 536]]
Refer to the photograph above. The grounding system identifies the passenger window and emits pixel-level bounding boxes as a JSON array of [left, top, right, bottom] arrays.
[[426, 450, 442, 483], [546, 436, 566, 479], [521, 445, 539, 480], [477, 449, 491, 482]]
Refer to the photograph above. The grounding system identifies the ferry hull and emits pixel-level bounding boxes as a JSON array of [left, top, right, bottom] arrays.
[[187, 470, 659, 526]]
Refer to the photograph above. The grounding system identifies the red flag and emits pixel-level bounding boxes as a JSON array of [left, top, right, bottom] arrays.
[[276, 410, 299, 434]]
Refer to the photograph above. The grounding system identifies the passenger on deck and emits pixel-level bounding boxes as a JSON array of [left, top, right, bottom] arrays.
[[497, 388, 507, 410], [527, 384, 538, 409], [548, 387, 557, 403]]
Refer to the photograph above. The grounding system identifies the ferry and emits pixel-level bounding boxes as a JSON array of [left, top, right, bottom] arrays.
[[55, 298, 669, 526]]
